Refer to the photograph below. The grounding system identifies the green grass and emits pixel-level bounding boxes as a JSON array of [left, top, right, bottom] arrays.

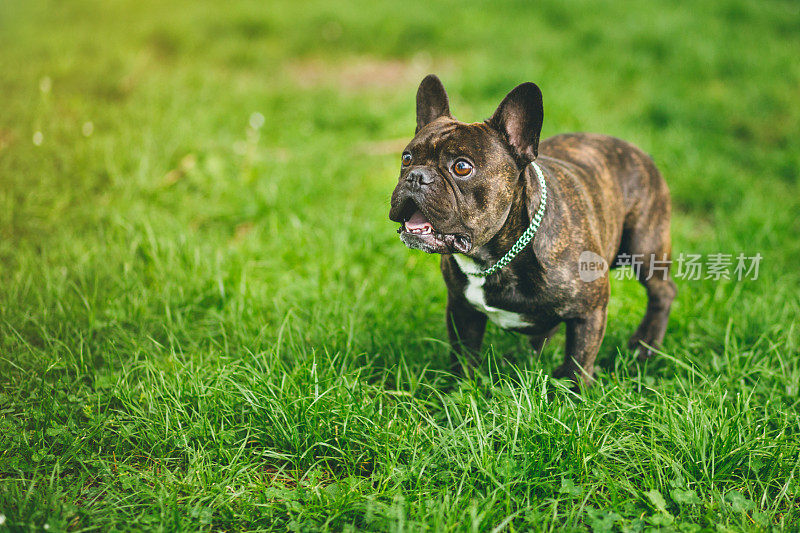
[[1, 0, 799, 530]]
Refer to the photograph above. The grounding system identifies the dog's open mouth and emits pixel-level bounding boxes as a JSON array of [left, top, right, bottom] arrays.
[[394, 200, 471, 254], [404, 210, 435, 235]]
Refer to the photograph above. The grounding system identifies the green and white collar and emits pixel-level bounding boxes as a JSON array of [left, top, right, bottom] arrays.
[[463, 160, 547, 278]]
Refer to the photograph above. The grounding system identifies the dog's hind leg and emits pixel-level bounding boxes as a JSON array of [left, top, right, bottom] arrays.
[[623, 202, 677, 360]]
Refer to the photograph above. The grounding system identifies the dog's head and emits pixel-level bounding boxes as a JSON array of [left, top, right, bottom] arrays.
[[389, 75, 543, 254]]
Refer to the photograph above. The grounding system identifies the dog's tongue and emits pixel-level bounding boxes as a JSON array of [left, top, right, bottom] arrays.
[[405, 210, 433, 232]]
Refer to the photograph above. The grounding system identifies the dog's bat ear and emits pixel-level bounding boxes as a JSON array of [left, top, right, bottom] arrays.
[[488, 82, 543, 164], [416, 74, 451, 133]]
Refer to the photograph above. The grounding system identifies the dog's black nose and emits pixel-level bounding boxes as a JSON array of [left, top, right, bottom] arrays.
[[406, 169, 434, 187]]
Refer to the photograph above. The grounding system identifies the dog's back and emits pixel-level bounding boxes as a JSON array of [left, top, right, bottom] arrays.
[[539, 132, 671, 266]]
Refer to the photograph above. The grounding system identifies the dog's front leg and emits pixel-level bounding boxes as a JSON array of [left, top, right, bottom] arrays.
[[446, 293, 487, 376], [555, 305, 608, 388]]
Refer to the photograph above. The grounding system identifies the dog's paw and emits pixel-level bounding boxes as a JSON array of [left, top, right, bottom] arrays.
[[628, 336, 657, 361], [552, 363, 594, 390]]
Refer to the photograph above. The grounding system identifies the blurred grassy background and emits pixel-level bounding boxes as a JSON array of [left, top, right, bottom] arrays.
[[1, 0, 799, 530]]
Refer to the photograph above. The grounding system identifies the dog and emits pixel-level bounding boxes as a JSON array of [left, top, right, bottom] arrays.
[[389, 75, 677, 387]]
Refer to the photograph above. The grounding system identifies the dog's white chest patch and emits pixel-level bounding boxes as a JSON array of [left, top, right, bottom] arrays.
[[452, 255, 530, 329]]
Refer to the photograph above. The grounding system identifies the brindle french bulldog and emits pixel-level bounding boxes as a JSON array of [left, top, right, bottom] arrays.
[[389, 75, 677, 387]]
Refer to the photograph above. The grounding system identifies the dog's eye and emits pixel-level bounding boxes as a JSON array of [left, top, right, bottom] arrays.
[[452, 159, 473, 177], [402, 153, 412, 166]]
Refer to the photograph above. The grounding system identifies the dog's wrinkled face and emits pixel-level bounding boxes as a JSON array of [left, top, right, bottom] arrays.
[[389, 119, 518, 254], [389, 75, 543, 255]]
